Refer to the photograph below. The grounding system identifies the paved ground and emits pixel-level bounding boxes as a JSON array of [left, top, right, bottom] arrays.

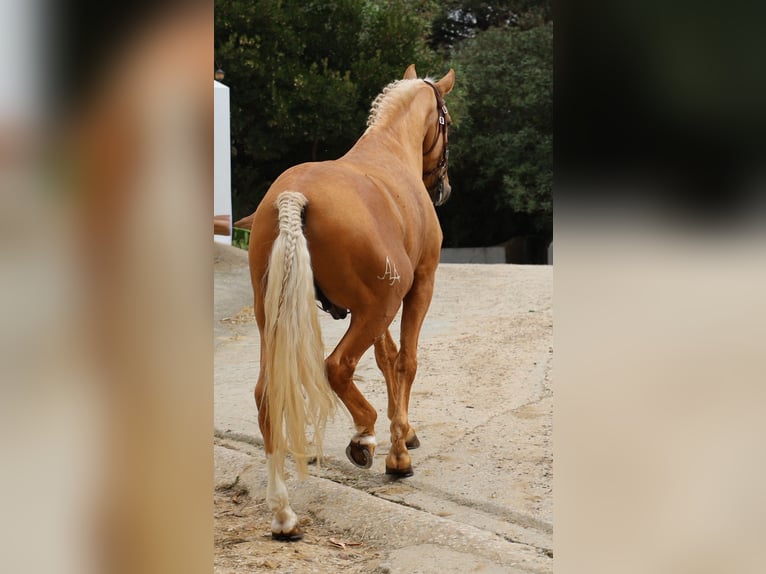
[[213, 243, 553, 573]]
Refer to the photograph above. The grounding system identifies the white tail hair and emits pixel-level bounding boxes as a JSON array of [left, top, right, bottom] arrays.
[[263, 191, 336, 478]]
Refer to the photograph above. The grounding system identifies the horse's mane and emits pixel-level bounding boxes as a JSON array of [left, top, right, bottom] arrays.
[[366, 77, 434, 128]]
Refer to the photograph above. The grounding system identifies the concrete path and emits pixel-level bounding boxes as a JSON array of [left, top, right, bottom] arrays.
[[214, 244, 553, 573]]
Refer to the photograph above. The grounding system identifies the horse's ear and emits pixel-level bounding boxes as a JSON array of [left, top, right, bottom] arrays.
[[436, 68, 455, 95], [403, 64, 418, 79]]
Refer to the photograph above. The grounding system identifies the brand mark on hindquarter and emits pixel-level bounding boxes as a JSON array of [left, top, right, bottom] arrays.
[[377, 256, 401, 285]]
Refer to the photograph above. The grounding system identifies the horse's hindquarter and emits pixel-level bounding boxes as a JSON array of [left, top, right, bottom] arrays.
[[306, 167, 432, 315], [249, 158, 441, 319], [305, 163, 438, 305]]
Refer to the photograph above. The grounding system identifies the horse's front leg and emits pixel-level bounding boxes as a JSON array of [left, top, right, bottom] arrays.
[[375, 329, 420, 451], [385, 275, 434, 476], [385, 346, 416, 477]]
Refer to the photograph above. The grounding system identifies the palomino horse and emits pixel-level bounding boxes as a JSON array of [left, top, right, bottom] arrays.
[[246, 64, 454, 540]]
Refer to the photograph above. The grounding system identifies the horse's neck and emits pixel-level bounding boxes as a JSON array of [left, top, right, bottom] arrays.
[[351, 121, 425, 172]]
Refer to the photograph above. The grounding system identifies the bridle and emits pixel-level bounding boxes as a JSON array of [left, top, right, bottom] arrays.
[[422, 80, 450, 206]]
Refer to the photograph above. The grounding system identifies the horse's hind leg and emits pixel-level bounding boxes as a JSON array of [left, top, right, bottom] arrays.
[[385, 273, 435, 476], [254, 364, 303, 540], [255, 377, 303, 542], [327, 315, 392, 469]]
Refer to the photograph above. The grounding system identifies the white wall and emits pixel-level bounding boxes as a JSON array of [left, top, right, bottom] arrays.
[[214, 81, 232, 244]]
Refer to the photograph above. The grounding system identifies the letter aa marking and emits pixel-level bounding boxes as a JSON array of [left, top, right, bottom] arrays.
[[378, 256, 401, 286]]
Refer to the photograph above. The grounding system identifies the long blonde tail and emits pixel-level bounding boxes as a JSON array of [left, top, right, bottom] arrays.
[[264, 191, 336, 478]]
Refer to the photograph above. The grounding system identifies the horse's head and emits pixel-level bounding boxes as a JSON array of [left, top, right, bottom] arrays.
[[404, 65, 455, 206]]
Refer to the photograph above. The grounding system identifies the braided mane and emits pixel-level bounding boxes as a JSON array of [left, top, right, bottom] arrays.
[[366, 78, 433, 128]]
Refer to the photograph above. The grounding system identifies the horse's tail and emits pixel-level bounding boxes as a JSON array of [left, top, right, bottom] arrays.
[[263, 191, 336, 479]]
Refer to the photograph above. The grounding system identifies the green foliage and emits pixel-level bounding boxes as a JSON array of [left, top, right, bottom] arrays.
[[439, 23, 552, 246], [231, 226, 250, 251], [215, 0, 439, 219], [430, 0, 552, 50], [215, 1, 552, 250]]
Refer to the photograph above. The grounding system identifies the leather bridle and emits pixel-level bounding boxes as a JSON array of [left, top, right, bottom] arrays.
[[422, 80, 450, 206]]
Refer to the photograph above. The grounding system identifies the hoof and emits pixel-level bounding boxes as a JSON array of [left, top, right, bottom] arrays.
[[385, 465, 414, 478], [271, 527, 303, 542], [405, 433, 420, 449], [346, 442, 374, 469]]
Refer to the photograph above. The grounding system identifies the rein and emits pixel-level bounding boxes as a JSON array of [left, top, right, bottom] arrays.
[[422, 80, 450, 205]]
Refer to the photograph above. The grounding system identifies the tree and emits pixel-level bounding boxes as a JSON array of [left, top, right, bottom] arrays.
[[438, 23, 552, 247], [430, 0, 551, 50], [215, 1, 553, 251], [215, 0, 439, 219]]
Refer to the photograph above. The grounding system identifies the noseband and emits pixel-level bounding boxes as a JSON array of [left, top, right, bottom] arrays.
[[422, 80, 450, 206]]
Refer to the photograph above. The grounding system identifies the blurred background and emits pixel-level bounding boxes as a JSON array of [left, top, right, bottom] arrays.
[[1, 1, 212, 573], [556, 2, 766, 573]]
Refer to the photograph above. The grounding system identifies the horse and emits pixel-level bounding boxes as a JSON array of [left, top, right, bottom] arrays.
[[244, 64, 454, 541]]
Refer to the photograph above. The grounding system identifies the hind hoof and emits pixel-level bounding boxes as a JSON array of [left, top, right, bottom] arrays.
[[271, 526, 303, 542], [385, 465, 414, 478], [405, 433, 420, 449], [346, 442, 374, 469]]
